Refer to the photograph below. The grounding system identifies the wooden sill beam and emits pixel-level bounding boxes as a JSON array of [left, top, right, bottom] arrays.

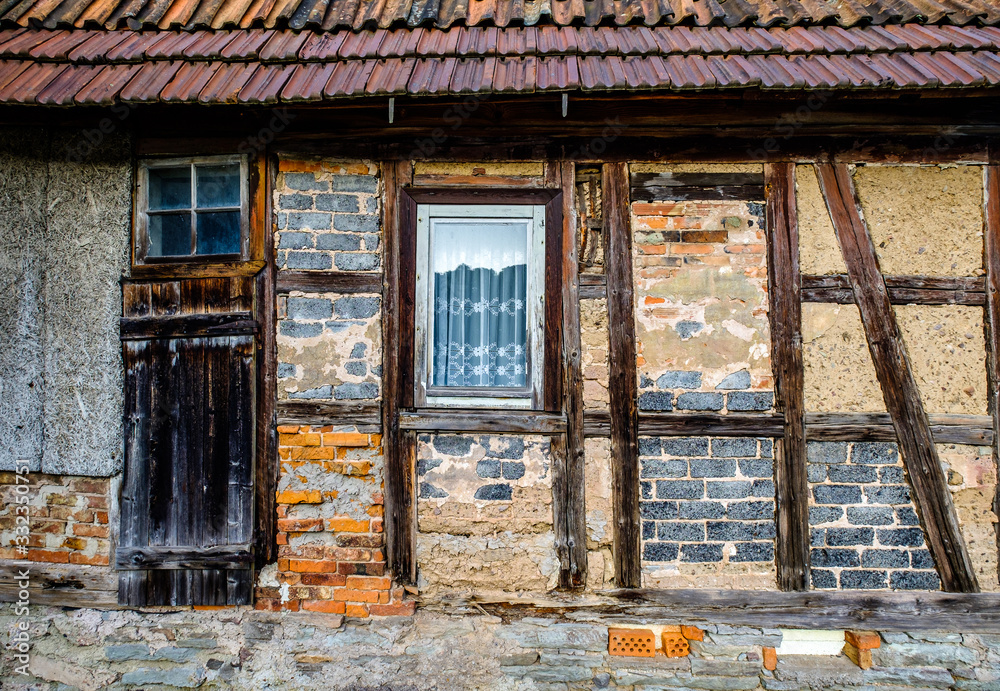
[[275, 401, 381, 427], [399, 409, 567, 434], [802, 274, 985, 305], [816, 163, 978, 594], [276, 270, 382, 294]]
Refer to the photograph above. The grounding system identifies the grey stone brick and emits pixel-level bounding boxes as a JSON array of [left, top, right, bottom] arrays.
[[691, 659, 764, 677], [890, 571, 941, 590], [639, 374, 654, 388], [716, 369, 751, 390], [335, 252, 381, 270], [334, 382, 378, 399], [677, 392, 724, 410], [657, 521, 706, 541], [291, 385, 333, 400], [707, 480, 751, 499], [811, 548, 861, 568], [419, 482, 448, 498], [287, 211, 332, 230], [476, 460, 501, 478], [279, 193, 313, 210], [286, 251, 333, 270], [872, 640, 977, 668], [638, 391, 673, 411], [680, 501, 726, 519], [484, 436, 525, 459], [334, 213, 380, 233], [690, 458, 738, 478], [332, 175, 378, 193], [344, 361, 367, 376], [639, 437, 661, 455], [852, 441, 899, 464], [896, 507, 920, 525], [878, 527, 925, 547], [280, 321, 322, 338], [363, 233, 380, 250], [243, 621, 275, 640], [643, 541, 679, 561], [316, 232, 362, 251], [865, 485, 911, 505], [640, 501, 678, 519], [417, 458, 442, 476], [863, 665, 955, 688], [287, 297, 333, 320], [475, 483, 512, 500], [657, 370, 702, 389], [810, 506, 842, 524], [641, 459, 688, 478], [681, 543, 724, 562], [812, 569, 837, 588], [642, 520, 655, 539], [120, 667, 205, 688], [813, 484, 863, 504], [707, 521, 774, 541], [727, 391, 774, 411], [826, 527, 875, 546], [285, 172, 329, 191], [727, 500, 773, 520], [841, 569, 888, 589], [277, 362, 296, 377], [861, 548, 909, 568], [739, 459, 774, 477], [675, 320, 704, 338], [502, 462, 525, 480], [434, 435, 473, 455], [663, 437, 710, 456], [278, 232, 312, 249], [751, 480, 775, 497], [657, 480, 704, 499], [732, 542, 774, 562], [807, 465, 827, 482], [276, 249, 287, 266], [847, 506, 895, 526], [807, 441, 849, 464], [828, 464, 878, 483], [641, 480, 653, 498], [879, 466, 905, 483], [316, 193, 360, 212], [759, 438, 773, 458], [365, 197, 379, 213], [911, 549, 935, 569], [811, 528, 826, 546], [713, 438, 757, 457], [334, 295, 380, 319], [350, 342, 368, 358]]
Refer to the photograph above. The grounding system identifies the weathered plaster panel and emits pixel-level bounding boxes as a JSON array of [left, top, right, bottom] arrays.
[[413, 161, 545, 177], [853, 165, 984, 277], [0, 128, 47, 472], [797, 165, 848, 275], [937, 443, 999, 591], [580, 299, 610, 411], [584, 437, 614, 590], [895, 305, 988, 416], [803, 303, 886, 412], [630, 164, 764, 174]]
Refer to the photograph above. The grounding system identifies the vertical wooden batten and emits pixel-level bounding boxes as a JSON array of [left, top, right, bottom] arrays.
[[816, 163, 979, 594], [984, 164, 1000, 587], [602, 162, 641, 588], [383, 160, 417, 584], [554, 161, 588, 589], [764, 162, 810, 591]]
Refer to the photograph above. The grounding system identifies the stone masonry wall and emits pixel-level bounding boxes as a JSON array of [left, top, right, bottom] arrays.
[[640, 436, 776, 589], [0, 472, 111, 567]]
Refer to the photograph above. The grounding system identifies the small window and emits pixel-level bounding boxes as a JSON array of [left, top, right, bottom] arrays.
[[415, 204, 546, 408], [135, 156, 248, 263]]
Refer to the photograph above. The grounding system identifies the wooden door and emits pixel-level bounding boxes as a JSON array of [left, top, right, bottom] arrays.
[[118, 277, 256, 606]]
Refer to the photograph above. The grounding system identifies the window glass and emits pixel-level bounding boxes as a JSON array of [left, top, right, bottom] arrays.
[[430, 220, 529, 389], [196, 164, 240, 208], [148, 213, 190, 256], [197, 211, 241, 255], [148, 166, 191, 210]]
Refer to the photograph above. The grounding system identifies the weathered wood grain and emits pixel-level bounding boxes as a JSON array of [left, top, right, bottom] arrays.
[[816, 163, 978, 594], [630, 172, 765, 202], [765, 162, 810, 592], [801, 274, 985, 305], [399, 409, 567, 434], [1, 565, 118, 609], [116, 545, 253, 570], [276, 270, 383, 294], [120, 312, 257, 340], [603, 162, 641, 589], [984, 164, 1000, 588], [276, 401, 382, 426]]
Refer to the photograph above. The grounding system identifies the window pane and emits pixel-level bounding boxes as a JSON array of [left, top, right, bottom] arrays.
[[148, 166, 191, 210], [430, 220, 529, 389], [148, 213, 191, 256], [196, 164, 240, 208], [196, 211, 241, 255]]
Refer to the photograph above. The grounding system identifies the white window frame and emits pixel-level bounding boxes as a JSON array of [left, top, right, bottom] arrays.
[[134, 154, 249, 264], [414, 203, 546, 409]]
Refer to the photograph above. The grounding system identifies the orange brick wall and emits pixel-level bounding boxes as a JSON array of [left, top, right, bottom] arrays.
[[0, 473, 111, 566], [256, 426, 414, 617]]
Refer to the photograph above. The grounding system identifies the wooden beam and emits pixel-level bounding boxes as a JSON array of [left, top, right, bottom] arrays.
[[120, 312, 257, 340], [603, 161, 641, 589], [801, 274, 985, 305], [579, 274, 607, 300], [816, 163, 979, 594], [125, 260, 265, 281], [766, 162, 810, 592], [399, 409, 567, 434], [0, 565, 117, 609], [382, 160, 417, 584], [276, 401, 381, 427], [557, 160, 588, 589], [631, 172, 765, 202], [275, 271, 383, 294], [984, 164, 1000, 589], [116, 545, 252, 570]]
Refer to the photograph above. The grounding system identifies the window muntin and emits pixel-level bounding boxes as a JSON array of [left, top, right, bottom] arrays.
[[136, 156, 248, 263], [415, 204, 546, 408]]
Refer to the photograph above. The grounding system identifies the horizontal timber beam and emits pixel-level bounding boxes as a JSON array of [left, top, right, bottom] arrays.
[[276, 271, 383, 294], [0, 565, 117, 609], [116, 545, 252, 570], [399, 409, 567, 435], [120, 312, 257, 341], [802, 274, 985, 305], [631, 172, 765, 202], [275, 401, 382, 427]]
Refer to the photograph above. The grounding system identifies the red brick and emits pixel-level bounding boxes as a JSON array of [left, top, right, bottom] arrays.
[[370, 601, 416, 616], [94, 510, 109, 524], [32, 520, 66, 535], [845, 631, 881, 650], [276, 518, 324, 532], [288, 446, 335, 460], [333, 589, 380, 603], [275, 490, 323, 504], [276, 532, 288, 545], [86, 495, 108, 509], [61, 537, 86, 550], [70, 479, 108, 494], [670, 243, 714, 255], [73, 524, 109, 538], [322, 432, 370, 447], [345, 603, 369, 618], [637, 244, 666, 255], [282, 600, 300, 612], [327, 517, 369, 533], [300, 573, 347, 587], [26, 549, 69, 563], [681, 230, 727, 243], [255, 598, 281, 611], [276, 424, 302, 434], [302, 600, 346, 614], [69, 552, 109, 566], [288, 559, 339, 573], [346, 575, 391, 591], [280, 432, 321, 446], [763, 647, 777, 671]]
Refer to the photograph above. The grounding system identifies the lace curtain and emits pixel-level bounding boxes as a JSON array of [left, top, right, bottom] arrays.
[[430, 221, 529, 388]]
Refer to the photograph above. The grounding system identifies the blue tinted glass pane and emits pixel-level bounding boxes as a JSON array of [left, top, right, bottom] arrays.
[[148, 213, 191, 256], [196, 211, 241, 255], [196, 164, 240, 208], [148, 166, 191, 210]]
